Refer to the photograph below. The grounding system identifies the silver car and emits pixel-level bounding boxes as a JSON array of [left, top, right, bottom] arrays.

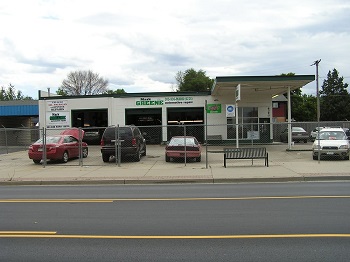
[[280, 127, 309, 143], [312, 128, 350, 160]]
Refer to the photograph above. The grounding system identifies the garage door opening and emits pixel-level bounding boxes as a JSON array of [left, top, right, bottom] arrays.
[[167, 107, 204, 143], [71, 109, 108, 144], [125, 108, 162, 144]]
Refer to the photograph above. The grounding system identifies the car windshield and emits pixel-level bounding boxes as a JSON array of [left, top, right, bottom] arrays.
[[169, 137, 197, 146], [105, 127, 132, 138], [318, 131, 346, 140], [36, 136, 61, 144], [292, 127, 306, 132]]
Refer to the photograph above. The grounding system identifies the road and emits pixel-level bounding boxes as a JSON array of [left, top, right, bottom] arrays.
[[1, 182, 350, 261]]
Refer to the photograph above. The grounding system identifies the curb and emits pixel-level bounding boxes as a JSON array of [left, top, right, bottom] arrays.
[[303, 176, 350, 181], [1, 176, 350, 186]]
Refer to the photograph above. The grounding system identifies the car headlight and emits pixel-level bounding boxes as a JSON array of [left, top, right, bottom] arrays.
[[312, 144, 321, 150], [339, 145, 349, 149]]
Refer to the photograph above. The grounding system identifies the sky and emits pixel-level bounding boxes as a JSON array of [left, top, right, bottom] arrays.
[[0, 0, 349, 99]]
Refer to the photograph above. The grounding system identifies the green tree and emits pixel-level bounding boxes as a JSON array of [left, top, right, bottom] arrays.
[[56, 87, 68, 96], [280, 72, 296, 76], [0, 84, 33, 100], [319, 69, 350, 121], [291, 94, 317, 121], [104, 89, 127, 94], [57, 70, 108, 95], [175, 68, 214, 92]]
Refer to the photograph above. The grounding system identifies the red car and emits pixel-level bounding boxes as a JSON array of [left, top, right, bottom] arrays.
[[165, 136, 202, 162], [28, 128, 88, 164]]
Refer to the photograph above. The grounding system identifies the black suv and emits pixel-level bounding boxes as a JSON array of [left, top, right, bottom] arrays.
[[100, 125, 146, 162]]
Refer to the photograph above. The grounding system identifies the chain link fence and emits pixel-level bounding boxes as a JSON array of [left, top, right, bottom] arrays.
[[1, 121, 350, 169]]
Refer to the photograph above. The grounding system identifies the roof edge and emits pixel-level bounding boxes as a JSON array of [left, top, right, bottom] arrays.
[[38, 91, 211, 100], [215, 75, 315, 83]]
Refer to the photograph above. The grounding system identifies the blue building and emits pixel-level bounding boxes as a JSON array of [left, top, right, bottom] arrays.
[[0, 100, 38, 127], [0, 100, 39, 146]]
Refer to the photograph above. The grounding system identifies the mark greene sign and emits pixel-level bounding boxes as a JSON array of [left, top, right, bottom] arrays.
[[135, 97, 194, 106], [136, 98, 164, 106]]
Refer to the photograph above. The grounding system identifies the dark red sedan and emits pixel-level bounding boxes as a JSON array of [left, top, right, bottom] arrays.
[[28, 128, 88, 164], [165, 136, 202, 162]]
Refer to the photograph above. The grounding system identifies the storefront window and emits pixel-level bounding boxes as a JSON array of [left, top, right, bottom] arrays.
[[227, 107, 258, 139]]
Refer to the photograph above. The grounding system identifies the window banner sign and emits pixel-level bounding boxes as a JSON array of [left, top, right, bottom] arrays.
[[206, 104, 222, 113], [226, 104, 235, 117], [46, 100, 68, 111], [46, 111, 70, 129]]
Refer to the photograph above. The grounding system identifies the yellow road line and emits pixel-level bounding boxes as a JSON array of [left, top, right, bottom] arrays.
[[0, 199, 113, 203], [0, 196, 350, 203], [0, 231, 56, 235], [1, 233, 350, 239]]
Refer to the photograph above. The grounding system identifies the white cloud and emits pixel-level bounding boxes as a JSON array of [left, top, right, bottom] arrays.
[[0, 0, 349, 98]]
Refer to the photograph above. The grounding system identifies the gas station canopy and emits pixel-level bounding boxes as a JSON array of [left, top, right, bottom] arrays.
[[211, 75, 315, 98]]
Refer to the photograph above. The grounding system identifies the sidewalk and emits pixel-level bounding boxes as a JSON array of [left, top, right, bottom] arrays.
[[1, 144, 350, 185]]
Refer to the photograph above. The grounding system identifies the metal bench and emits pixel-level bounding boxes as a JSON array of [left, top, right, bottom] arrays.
[[224, 147, 268, 167]]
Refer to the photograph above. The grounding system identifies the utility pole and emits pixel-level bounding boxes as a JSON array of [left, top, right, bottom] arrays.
[[311, 59, 321, 122], [311, 59, 321, 162]]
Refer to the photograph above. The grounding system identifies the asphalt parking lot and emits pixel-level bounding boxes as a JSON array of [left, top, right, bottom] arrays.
[[0, 143, 331, 169], [1, 142, 350, 185]]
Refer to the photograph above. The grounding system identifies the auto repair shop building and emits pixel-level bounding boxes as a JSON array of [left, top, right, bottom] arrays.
[[37, 75, 315, 144]]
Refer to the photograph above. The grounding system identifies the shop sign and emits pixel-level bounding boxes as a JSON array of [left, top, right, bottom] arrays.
[[136, 98, 164, 106], [226, 104, 235, 117], [247, 131, 260, 140], [47, 100, 67, 111], [206, 104, 221, 113], [164, 97, 193, 105], [46, 112, 70, 129], [135, 97, 194, 106]]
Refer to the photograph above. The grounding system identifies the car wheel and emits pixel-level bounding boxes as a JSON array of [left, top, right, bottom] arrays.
[[134, 150, 141, 162], [313, 155, 318, 160], [82, 148, 88, 158], [344, 156, 349, 160], [62, 151, 69, 163], [304, 140, 308, 143], [33, 159, 41, 164], [142, 146, 146, 156], [165, 154, 170, 162], [102, 153, 110, 162], [196, 156, 201, 162]]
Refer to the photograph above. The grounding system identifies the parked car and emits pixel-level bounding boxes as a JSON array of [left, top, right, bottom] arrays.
[[100, 125, 146, 162], [165, 136, 202, 162], [310, 127, 325, 141], [310, 126, 342, 141], [342, 128, 350, 140], [82, 127, 105, 145], [280, 127, 309, 143], [28, 128, 88, 164], [312, 127, 350, 160]]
